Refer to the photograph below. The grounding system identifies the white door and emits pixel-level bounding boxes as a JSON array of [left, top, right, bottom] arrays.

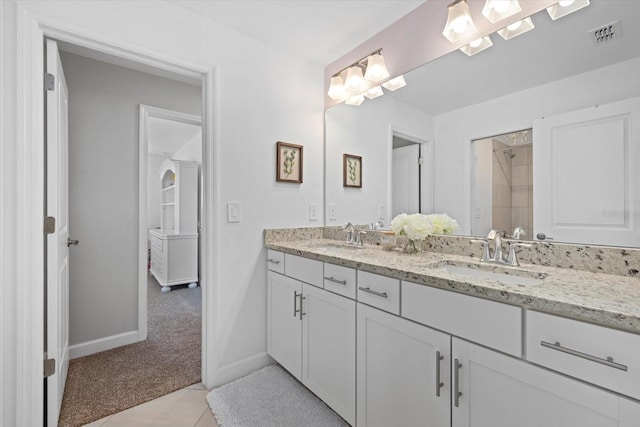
[[302, 284, 356, 425], [451, 338, 640, 427], [357, 303, 450, 427], [266, 271, 302, 380], [46, 38, 70, 427], [533, 97, 640, 246], [392, 144, 420, 217]]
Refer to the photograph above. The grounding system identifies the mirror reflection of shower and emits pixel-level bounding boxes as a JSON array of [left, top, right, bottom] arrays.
[[472, 129, 533, 240]]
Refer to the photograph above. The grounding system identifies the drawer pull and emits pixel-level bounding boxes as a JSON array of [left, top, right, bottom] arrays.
[[324, 276, 347, 286], [435, 351, 444, 397], [540, 341, 628, 372], [293, 291, 301, 318], [358, 286, 388, 298], [267, 258, 281, 264]]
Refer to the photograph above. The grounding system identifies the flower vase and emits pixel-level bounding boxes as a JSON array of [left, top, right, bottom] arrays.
[[403, 239, 421, 254]]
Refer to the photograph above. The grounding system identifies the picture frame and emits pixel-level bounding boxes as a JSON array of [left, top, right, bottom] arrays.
[[343, 154, 362, 188], [276, 141, 303, 183]]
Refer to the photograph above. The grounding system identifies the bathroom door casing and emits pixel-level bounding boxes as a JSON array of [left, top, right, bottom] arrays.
[[533, 97, 640, 247], [46, 38, 71, 427]]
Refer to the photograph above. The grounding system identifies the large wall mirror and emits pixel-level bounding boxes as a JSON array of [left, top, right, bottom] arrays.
[[324, 0, 640, 247]]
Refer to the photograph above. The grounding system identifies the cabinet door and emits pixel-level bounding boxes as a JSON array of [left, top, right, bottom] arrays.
[[267, 272, 302, 380], [302, 284, 356, 425], [452, 338, 640, 427], [357, 304, 450, 427]]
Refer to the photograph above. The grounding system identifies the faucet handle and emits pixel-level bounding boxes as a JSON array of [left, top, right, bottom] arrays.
[[471, 239, 491, 262], [506, 242, 532, 266], [356, 230, 367, 246], [486, 229, 500, 239]]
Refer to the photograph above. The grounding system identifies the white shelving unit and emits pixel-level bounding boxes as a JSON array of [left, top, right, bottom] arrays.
[[149, 159, 198, 292]]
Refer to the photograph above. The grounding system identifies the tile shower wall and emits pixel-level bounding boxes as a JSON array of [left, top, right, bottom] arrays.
[[492, 140, 512, 235], [511, 145, 533, 238]]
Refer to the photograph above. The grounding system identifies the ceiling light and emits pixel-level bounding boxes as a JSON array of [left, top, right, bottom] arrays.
[[363, 86, 384, 100], [482, 0, 522, 23], [381, 75, 406, 91], [547, 0, 590, 20], [497, 16, 535, 40], [364, 53, 390, 83], [345, 94, 365, 106], [442, 0, 478, 43], [327, 75, 347, 100], [344, 66, 366, 95], [460, 36, 493, 56]]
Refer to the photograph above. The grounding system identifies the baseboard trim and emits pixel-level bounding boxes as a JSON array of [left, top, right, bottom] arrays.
[[214, 352, 273, 387], [69, 330, 140, 359]]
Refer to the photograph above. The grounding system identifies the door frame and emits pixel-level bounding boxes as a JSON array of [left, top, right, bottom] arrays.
[[15, 7, 218, 425], [138, 105, 202, 341]]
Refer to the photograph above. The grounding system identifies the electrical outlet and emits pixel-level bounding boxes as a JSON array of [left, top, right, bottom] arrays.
[[328, 204, 337, 221], [378, 205, 385, 220], [309, 203, 318, 221], [227, 201, 241, 223]]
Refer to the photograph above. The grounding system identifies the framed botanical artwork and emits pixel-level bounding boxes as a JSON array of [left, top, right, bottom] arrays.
[[343, 154, 362, 188], [276, 141, 303, 183]]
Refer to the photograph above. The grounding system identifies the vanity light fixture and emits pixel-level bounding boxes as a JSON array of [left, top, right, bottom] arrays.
[[345, 94, 365, 106], [381, 75, 406, 91], [363, 86, 384, 100], [497, 16, 535, 40], [460, 35, 493, 56], [327, 48, 393, 104], [442, 0, 478, 43], [327, 75, 347, 100], [363, 53, 390, 83], [482, 0, 522, 24], [547, 0, 590, 20]]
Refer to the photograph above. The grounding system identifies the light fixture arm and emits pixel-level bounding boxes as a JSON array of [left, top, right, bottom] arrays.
[[332, 48, 383, 78]]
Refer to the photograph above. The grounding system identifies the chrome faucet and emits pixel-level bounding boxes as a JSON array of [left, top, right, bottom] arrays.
[[512, 226, 526, 240], [486, 229, 505, 263], [343, 223, 366, 246]]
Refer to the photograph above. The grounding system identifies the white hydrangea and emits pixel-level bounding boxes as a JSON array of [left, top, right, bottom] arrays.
[[391, 213, 434, 240], [425, 213, 459, 235]]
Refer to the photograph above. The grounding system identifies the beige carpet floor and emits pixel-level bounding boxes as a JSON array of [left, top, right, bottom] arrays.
[[58, 275, 201, 427]]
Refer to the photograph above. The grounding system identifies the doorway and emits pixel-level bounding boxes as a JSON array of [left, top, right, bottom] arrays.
[[391, 133, 423, 218]]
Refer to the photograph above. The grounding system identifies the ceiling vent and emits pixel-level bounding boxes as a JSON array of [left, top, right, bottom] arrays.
[[588, 20, 622, 45]]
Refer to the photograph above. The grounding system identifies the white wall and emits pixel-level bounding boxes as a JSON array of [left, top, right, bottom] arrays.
[[60, 51, 202, 349], [147, 153, 169, 229], [433, 56, 640, 235], [325, 97, 433, 225], [1, 1, 324, 424]]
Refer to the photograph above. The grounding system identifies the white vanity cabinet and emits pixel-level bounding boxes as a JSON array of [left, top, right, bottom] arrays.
[[266, 254, 356, 425], [451, 338, 640, 427], [356, 303, 450, 427]]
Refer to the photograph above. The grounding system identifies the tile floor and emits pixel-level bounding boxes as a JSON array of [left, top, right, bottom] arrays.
[[82, 383, 219, 427]]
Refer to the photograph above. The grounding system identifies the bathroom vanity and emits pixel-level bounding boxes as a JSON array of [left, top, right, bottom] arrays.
[[265, 228, 640, 427]]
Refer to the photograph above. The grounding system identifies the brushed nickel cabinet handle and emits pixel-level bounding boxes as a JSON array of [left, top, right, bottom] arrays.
[[454, 358, 462, 407], [293, 291, 300, 318], [299, 294, 306, 320], [435, 351, 444, 397], [267, 258, 281, 264], [324, 276, 347, 286], [358, 286, 388, 298], [540, 341, 628, 371]]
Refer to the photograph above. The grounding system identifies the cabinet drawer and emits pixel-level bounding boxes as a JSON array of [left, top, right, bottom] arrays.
[[402, 281, 522, 357], [323, 264, 356, 299], [526, 310, 640, 400], [266, 250, 285, 274], [357, 271, 400, 315], [285, 254, 323, 288]]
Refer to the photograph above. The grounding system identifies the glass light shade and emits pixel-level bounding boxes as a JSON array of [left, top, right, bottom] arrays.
[[497, 16, 534, 40], [381, 75, 406, 91], [363, 86, 384, 100], [547, 0, 589, 20], [460, 36, 493, 56], [344, 66, 366, 94], [482, 0, 522, 23], [327, 75, 347, 100], [442, 0, 478, 42], [345, 94, 365, 106], [364, 53, 390, 83]]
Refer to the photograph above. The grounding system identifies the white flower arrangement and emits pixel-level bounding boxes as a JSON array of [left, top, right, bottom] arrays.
[[390, 213, 459, 239]]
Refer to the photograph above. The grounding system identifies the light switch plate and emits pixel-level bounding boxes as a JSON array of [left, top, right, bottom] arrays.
[[378, 205, 385, 220], [328, 204, 337, 221], [227, 201, 241, 223], [309, 203, 318, 221]]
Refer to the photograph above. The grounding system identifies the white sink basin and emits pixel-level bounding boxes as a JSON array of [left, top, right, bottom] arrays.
[[430, 261, 546, 287]]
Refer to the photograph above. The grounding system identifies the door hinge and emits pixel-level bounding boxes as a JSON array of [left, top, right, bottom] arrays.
[[44, 216, 56, 234], [418, 156, 424, 166], [44, 358, 56, 378], [44, 73, 55, 91]]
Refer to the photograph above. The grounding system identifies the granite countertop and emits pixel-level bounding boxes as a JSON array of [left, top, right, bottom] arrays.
[[266, 238, 640, 334]]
